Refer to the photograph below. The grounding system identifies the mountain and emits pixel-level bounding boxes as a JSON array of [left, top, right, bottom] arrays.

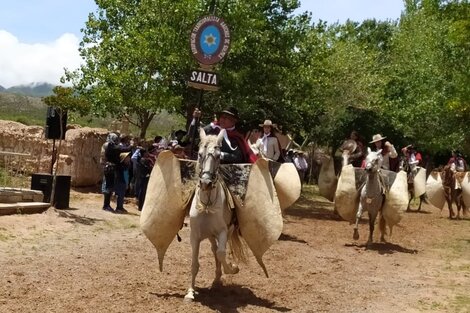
[[1, 83, 55, 97]]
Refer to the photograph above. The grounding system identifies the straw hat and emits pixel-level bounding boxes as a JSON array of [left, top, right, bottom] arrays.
[[259, 119, 277, 128], [370, 134, 386, 143]]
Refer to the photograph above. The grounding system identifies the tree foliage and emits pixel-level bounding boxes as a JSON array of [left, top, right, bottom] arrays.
[[64, 0, 470, 159]]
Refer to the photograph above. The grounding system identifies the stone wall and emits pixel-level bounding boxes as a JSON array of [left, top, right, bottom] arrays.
[[0, 120, 107, 187]]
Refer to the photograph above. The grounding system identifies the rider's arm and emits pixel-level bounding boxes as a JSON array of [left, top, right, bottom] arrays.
[[220, 139, 244, 163]]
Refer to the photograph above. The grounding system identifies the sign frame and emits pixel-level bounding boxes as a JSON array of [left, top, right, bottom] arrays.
[[190, 15, 231, 66], [188, 69, 219, 91]]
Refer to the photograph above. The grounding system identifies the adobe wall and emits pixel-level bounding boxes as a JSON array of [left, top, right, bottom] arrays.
[[0, 120, 108, 187]]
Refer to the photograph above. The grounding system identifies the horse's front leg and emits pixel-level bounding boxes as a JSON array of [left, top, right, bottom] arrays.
[[184, 236, 201, 302], [353, 203, 364, 240], [209, 237, 222, 287], [367, 210, 378, 248], [417, 194, 425, 211], [378, 213, 387, 243], [446, 192, 455, 219], [406, 186, 413, 212], [216, 229, 239, 275], [456, 193, 463, 219]]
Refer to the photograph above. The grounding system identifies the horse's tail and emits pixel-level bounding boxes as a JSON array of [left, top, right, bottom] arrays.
[[228, 224, 248, 264]]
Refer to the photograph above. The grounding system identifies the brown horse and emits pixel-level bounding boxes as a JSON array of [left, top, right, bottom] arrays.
[[441, 165, 465, 219]]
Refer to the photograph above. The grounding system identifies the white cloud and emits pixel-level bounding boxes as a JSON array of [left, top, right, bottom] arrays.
[[0, 30, 82, 88]]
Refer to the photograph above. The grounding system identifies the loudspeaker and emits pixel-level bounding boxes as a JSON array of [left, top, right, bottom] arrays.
[[45, 106, 67, 140], [31, 173, 53, 203], [31, 174, 71, 209]]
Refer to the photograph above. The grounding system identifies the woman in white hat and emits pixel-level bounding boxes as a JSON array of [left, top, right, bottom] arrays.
[[369, 134, 398, 171], [253, 120, 281, 162]]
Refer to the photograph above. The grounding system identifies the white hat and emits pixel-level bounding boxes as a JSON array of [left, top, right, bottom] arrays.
[[259, 120, 277, 127], [370, 134, 386, 143]]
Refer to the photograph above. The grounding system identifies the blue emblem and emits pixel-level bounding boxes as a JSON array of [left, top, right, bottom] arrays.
[[200, 25, 221, 55]]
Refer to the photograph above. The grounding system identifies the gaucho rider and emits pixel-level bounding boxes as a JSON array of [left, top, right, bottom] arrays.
[[368, 134, 398, 171], [189, 106, 257, 164]]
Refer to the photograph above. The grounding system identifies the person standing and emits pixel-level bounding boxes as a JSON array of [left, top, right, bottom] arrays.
[[114, 152, 132, 214], [103, 133, 132, 213], [293, 150, 309, 185], [369, 134, 398, 171], [101, 133, 118, 212], [253, 120, 281, 162]]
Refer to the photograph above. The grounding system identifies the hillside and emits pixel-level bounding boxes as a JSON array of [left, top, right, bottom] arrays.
[[0, 83, 54, 97], [0, 92, 48, 125], [0, 91, 185, 137]]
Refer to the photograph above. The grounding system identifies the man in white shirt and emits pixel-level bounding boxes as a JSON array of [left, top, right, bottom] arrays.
[[293, 151, 309, 184]]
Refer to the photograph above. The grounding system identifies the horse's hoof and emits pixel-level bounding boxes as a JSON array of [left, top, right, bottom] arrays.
[[184, 289, 195, 302], [211, 280, 223, 289], [184, 294, 194, 302], [230, 264, 240, 275], [353, 229, 359, 240]]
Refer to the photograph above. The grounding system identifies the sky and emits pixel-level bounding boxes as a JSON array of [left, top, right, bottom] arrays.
[[0, 0, 404, 89]]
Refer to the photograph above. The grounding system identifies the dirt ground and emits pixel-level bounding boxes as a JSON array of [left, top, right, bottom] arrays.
[[0, 185, 469, 313]]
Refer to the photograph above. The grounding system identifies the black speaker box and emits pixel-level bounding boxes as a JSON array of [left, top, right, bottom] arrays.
[[45, 106, 67, 140], [31, 174, 71, 209]]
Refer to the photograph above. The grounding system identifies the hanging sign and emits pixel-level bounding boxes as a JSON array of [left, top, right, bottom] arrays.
[[190, 15, 231, 66], [188, 69, 219, 91]]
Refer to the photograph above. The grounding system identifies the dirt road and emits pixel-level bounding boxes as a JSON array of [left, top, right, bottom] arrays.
[[0, 186, 469, 312]]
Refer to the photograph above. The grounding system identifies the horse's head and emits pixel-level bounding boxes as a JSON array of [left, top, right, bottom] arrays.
[[364, 147, 383, 172], [197, 128, 224, 191], [340, 139, 357, 167]]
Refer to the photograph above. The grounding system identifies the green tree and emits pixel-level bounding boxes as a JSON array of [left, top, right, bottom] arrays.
[[384, 0, 470, 153], [65, 0, 310, 139], [65, 0, 204, 139]]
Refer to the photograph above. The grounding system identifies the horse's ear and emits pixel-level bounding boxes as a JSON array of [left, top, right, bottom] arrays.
[[199, 127, 206, 142], [377, 149, 382, 155], [367, 147, 372, 154], [217, 129, 226, 145]]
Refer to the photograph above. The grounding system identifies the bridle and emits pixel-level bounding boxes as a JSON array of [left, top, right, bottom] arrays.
[[197, 144, 221, 209]]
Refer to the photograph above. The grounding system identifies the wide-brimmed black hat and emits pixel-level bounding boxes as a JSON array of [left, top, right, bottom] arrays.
[[217, 106, 239, 120]]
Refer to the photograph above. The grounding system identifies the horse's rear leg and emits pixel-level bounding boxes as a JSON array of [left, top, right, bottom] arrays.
[[209, 237, 222, 287], [184, 239, 201, 302], [216, 230, 239, 275]]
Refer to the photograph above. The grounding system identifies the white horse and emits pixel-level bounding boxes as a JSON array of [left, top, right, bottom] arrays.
[[184, 128, 246, 301], [353, 148, 387, 246]]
